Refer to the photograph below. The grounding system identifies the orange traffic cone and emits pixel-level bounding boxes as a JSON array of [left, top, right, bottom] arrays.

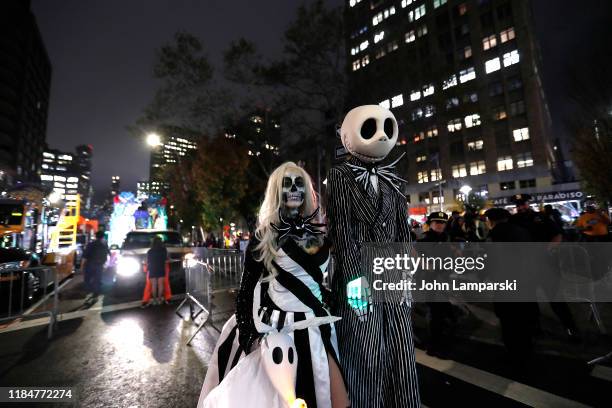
[[142, 261, 172, 304]]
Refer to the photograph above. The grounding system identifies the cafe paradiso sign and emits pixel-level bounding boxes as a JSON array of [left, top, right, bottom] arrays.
[[493, 190, 584, 206]]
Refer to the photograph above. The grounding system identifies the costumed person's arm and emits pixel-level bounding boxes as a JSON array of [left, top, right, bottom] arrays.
[[326, 168, 363, 287], [235, 240, 264, 353], [395, 191, 414, 242]]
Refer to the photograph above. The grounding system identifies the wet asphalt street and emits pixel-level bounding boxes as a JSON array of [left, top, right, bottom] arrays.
[[0, 268, 611, 407]]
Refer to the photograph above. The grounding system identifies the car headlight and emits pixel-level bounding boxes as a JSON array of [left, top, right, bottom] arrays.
[[116, 257, 140, 277]]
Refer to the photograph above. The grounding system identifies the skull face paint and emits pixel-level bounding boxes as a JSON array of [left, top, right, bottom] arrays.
[[340, 105, 398, 163], [282, 171, 305, 209]]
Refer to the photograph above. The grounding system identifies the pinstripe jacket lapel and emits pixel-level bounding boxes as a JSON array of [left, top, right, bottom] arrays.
[[336, 163, 378, 224]]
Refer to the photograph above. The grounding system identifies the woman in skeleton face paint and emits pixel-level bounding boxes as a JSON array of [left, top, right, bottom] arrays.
[[198, 162, 350, 408]]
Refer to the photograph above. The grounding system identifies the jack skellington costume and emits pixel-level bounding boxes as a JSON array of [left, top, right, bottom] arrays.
[[198, 162, 348, 408], [326, 105, 420, 408]]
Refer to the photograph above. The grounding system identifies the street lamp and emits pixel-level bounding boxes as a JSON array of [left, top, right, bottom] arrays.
[[146, 133, 161, 147], [48, 191, 62, 204], [459, 185, 472, 196]]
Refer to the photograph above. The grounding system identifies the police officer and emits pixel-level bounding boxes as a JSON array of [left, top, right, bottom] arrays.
[[419, 211, 455, 358], [509, 194, 580, 342], [485, 208, 538, 365]]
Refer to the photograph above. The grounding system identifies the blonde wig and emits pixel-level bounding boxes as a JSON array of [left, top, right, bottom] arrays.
[[254, 162, 319, 276]]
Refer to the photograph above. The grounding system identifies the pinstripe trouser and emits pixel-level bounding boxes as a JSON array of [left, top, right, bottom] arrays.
[[336, 303, 421, 408]]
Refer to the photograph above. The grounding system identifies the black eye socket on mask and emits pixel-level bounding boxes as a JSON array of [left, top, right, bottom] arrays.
[[384, 118, 394, 137], [282, 177, 293, 188], [360, 118, 377, 140], [294, 177, 304, 188]]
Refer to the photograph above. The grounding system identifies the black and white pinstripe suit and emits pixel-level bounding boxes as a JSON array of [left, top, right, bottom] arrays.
[[325, 156, 421, 408]]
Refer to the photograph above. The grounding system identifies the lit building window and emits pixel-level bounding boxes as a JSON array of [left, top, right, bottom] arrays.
[[432, 191, 444, 204], [375, 48, 386, 59], [459, 67, 476, 83], [379, 99, 391, 109], [360, 40, 369, 51], [493, 106, 507, 120], [442, 74, 458, 90], [417, 171, 429, 183], [430, 168, 442, 181], [387, 41, 399, 52], [482, 34, 497, 50], [361, 55, 370, 66], [426, 126, 438, 138], [41, 174, 53, 181], [500, 27, 516, 43], [433, 0, 447, 8], [503, 50, 520, 67], [409, 4, 426, 22], [516, 152, 534, 168], [372, 6, 395, 26], [401, 0, 414, 8], [374, 31, 385, 44], [352, 60, 361, 71], [351, 47, 359, 56], [410, 90, 421, 101], [405, 30, 416, 43], [416, 155, 427, 163], [452, 164, 467, 178], [447, 118, 462, 132], [497, 156, 514, 171], [422, 84, 435, 96], [485, 57, 501, 73], [500, 181, 516, 191], [417, 25, 428, 37], [464, 113, 481, 127], [467, 140, 483, 151], [424, 105, 436, 117], [414, 132, 425, 143], [457, 3, 468, 15], [461, 46, 472, 59], [470, 160, 487, 176], [411, 108, 424, 121], [513, 127, 530, 141], [464, 92, 478, 103], [349, 0, 363, 7], [446, 97, 459, 110], [391, 94, 404, 108]]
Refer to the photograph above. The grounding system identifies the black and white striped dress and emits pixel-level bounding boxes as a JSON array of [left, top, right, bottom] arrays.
[[325, 157, 421, 408], [198, 238, 344, 408]]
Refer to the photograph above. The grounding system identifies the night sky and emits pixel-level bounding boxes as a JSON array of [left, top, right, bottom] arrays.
[[30, 0, 605, 203]]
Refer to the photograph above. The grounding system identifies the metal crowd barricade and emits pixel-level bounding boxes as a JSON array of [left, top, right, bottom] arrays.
[[0, 265, 60, 339], [176, 248, 244, 345]]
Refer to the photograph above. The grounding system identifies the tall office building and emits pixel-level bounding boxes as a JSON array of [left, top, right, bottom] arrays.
[[148, 127, 198, 195], [111, 176, 120, 196], [0, 0, 52, 186], [345, 0, 573, 213], [75, 145, 93, 210], [40, 149, 79, 205]]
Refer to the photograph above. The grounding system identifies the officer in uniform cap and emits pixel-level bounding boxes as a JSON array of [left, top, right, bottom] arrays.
[[418, 211, 454, 357]]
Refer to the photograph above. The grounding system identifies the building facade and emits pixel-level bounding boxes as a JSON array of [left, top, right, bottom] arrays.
[[40, 149, 79, 205], [0, 0, 51, 186], [345, 0, 560, 213], [75, 145, 93, 210], [148, 128, 198, 195], [111, 176, 120, 196]]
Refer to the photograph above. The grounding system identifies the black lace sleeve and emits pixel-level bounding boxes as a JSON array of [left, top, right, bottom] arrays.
[[235, 239, 264, 353]]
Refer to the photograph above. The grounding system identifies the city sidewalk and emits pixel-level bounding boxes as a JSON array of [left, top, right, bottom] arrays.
[[0, 284, 610, 407]]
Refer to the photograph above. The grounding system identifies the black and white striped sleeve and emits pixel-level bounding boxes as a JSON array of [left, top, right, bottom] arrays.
[[326, 167, 362, 285], [396, 192, 413, 242]]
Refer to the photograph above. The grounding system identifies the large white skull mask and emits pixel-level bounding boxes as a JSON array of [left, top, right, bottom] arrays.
[[340, 105, 398, 163]]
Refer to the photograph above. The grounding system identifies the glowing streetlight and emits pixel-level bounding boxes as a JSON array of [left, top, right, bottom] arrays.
[[146, 133, 161, 147], [459, 185, 472, 196], [48, 191, 62, 204]]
